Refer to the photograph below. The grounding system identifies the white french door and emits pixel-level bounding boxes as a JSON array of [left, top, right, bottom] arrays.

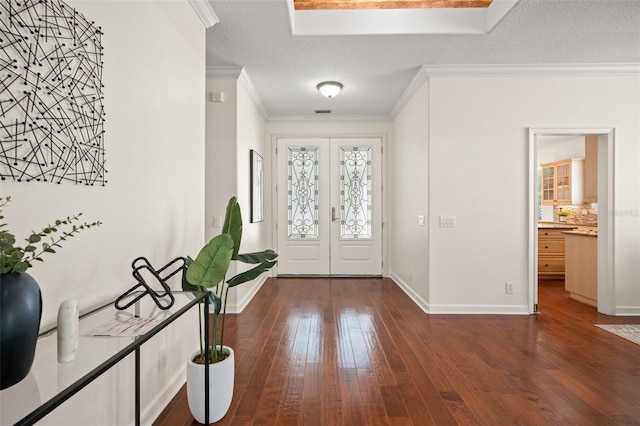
[[276, 137, 382, 275]]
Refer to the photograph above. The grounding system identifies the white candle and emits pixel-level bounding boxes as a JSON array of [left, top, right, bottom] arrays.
[[57, 299, 79, 363]]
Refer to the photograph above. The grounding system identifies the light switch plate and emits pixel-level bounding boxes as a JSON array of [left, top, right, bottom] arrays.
[[439, 215, 456, 227], [418, 215, 425, 226]]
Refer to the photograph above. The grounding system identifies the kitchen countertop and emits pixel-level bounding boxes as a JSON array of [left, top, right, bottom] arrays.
[[562, 230, 598, 237], [537, 222, 579, 229]]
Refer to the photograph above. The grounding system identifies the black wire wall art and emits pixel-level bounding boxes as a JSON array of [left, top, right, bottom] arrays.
[[0, 0, 106, 185]]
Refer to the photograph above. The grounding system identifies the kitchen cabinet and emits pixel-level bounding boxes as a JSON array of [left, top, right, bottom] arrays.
[[538, 227, 575, 278], [541, 158, 585, 205], [584, 135, 598, 203], [564, 231, 597, 306]]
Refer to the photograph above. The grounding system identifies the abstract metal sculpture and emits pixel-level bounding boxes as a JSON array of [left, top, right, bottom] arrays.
[[115, 257, 187, 311]]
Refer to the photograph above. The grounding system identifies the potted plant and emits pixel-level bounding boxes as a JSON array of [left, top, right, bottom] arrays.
[[558, 209, 570, 222], [0, 196, 101, 390], [182, 196, 277, 424]]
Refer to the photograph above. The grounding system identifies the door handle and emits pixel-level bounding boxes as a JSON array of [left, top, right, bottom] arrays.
[[332, 207, 338, 222]]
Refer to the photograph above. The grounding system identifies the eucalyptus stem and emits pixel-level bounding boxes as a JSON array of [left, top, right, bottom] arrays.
[[26, 217, 100, 264], [1, 197, 101, 274]]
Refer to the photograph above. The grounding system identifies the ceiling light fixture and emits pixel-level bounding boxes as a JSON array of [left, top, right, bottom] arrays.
[[317, 81, 343, 98]]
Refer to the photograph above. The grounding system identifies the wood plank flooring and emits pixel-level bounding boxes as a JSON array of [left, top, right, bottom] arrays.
[[154, 278, 640, 425]]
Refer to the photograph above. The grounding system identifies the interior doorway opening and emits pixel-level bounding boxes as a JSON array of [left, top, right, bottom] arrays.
[[528, 128, 615, 315]]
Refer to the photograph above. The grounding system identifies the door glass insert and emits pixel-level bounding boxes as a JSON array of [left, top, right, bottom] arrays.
[[340, 146, 372, 239], [288, 147, 319, 238]]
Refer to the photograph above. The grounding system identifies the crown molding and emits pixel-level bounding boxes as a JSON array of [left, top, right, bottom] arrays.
[[208, 63, 640, 123], [418, 63, 640, 77], [188, 0, 219, 28], [237, 69, 269, 120], [389, 66, 430, 120], [390, 63, 640, 119], [206, 67, 269, 120], [206, 66, 243, 80]]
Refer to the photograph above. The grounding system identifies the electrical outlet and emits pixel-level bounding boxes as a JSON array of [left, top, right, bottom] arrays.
[[505, 282, 514, 294]]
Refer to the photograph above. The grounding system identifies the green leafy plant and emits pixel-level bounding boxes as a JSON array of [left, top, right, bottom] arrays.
[[558, 209, 570, 217], [183, 196, 277, 364], [0, 197, 102, 274]]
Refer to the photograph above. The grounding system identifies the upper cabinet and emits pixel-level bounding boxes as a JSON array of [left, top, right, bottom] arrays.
[[541, 158, 585, 205], [584, 135, 598, 203]]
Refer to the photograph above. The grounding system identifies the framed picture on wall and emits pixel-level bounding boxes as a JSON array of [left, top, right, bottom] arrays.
[[250, 150, 264, 223]]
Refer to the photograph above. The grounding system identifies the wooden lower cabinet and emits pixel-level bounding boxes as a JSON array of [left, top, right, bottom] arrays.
[[538, 228, 572, 278], [565, 233, 597, 307]]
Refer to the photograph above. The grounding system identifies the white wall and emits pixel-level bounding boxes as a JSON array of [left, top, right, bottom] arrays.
[[204, 79, 273, 312], [1, 1, 206, 423], [390, 74, 639, 315], [205, 79, 238, 246], [234, 83, 270, 310], [388, 82, 430, 310], [538, 135, 586, 163]]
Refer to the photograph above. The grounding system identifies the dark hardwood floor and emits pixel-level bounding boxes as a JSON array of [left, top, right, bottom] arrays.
[[155, 277, 640, 425]]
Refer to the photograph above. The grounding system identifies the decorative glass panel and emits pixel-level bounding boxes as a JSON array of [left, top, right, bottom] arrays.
[[340, 147, 372, 239], [288, 147, 319, 238]]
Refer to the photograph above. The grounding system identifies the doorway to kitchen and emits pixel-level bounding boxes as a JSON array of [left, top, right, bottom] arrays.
[[528, 128, 615, 315], [275, 137, 383, 276]]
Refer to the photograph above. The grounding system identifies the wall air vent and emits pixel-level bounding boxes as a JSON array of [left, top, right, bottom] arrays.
[[315, 110, 332, 114]]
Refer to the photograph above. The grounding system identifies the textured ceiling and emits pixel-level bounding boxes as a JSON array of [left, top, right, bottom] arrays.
[[205, 0, 640, 120]]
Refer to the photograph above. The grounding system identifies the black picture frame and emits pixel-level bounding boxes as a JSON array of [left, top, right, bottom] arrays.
[[250, 150, 264, 223]]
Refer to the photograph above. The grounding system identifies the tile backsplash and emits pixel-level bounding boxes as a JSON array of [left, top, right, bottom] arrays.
[[554, 204, 598, 225]]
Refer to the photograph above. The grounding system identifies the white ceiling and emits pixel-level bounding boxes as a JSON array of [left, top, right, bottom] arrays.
[[205, 0, 640, 121]]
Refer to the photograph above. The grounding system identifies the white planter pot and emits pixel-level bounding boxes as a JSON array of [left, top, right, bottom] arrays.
[[186, 346, 234, 424]]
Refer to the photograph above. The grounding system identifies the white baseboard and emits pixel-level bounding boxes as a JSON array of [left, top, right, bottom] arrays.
[[389, 273, 430, 313], [615, 306, 640, 316], [389, 273, 529, 315], [141, 366, 187, 426], [227, 274, 268, 313], [427, 304, 530, 315]]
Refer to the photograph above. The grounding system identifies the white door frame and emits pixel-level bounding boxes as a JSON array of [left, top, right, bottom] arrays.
[[271, 133, 388, 277], [528, 128, 615, 315]]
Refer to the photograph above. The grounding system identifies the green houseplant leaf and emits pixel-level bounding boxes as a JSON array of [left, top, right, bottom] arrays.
[[227, 260, 278, 288], [182, 256, 221, 310], [235, 249, 278, 264], [186, 234, 234, 289], [228, 250, 279, 287], [222, 196, 243, 260]]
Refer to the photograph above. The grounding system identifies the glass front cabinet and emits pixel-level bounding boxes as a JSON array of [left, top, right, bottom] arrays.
[[540, 159, 585, 206]]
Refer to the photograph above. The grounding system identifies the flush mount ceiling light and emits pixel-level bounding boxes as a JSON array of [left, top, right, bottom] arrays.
[[317, 81, 343, 98]]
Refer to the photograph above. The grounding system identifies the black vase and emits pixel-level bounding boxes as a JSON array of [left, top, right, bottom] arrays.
[[0, 272, 42, 390]]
